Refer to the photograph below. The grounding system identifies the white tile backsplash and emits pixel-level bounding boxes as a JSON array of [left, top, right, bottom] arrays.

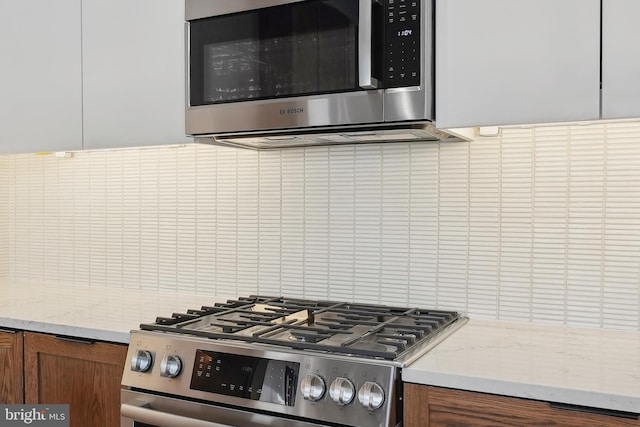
[[3, 122, 640, 330], [0, 156, 7, 279]]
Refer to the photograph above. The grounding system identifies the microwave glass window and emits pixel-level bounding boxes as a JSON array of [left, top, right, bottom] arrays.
[[189, 0, 358, 106]]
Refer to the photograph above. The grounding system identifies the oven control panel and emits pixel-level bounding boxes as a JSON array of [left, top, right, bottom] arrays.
[[122, 331, 399, 427], [190, 349, 299, 407]]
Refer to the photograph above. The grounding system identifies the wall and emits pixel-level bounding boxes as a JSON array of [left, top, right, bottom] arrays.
[[0, 156, 7, 278], [3, 122, 640, 330]]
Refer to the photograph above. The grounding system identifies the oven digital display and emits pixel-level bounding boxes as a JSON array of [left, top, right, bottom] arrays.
[[190, 350, 300, 407]]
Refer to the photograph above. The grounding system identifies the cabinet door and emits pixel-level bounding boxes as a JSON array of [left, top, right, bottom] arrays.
[[0, 0, 83, 154], [602, 0, 640, 119], [24, 332, 127, 427], [435, 0, 601, 129], [82, 0, 193, 149], [0, 330, 23, 404], [404, 384, 639, 427]]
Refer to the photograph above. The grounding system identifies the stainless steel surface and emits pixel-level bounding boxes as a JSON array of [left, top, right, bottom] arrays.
[[186, 91, 386, 137], [198, 122, 462, 150], [121, 389, 331, 427], [131, 349, 153, 372], [122, 296, 465, 427], [122, 330, 397, 427], [184, 0, 456, 149], [121, 403, 232, 427], [329, 377, 356, 406], [384, 0, 434, 122], [160, 354, 182, 378], [301, 373, 326, 402], [358, 381, 385, 410], [185, 0, 307, 21], [358, 0, 379, 90]]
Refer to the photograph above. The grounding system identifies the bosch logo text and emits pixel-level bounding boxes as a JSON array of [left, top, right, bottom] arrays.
[[280, 107, 304, 115]]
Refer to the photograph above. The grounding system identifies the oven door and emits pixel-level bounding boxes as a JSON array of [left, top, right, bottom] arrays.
[[121, 389, 331, 427], [185, 0, 385, 136]]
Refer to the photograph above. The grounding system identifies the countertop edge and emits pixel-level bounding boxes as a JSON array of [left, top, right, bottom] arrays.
[[401, 370, 640, 415], [0, 317, 131, 344]]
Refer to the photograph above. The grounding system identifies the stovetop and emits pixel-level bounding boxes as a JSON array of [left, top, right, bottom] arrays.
[[140, 295, 461, 361], [125, 296, 466, 427]]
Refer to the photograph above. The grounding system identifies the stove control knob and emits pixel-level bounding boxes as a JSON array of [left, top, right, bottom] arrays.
[[329, 377, 355, 406], [160, 355, 182, 378], [358, 381, 385, 411], [131, 350, 153, 373], [301, 374, 326, 402]]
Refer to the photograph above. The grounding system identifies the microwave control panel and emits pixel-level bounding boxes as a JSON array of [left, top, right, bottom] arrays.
[[385, 0, 421, 88]]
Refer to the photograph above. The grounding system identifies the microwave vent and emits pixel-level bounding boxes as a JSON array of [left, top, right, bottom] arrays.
[[195, 123, 464, 150]]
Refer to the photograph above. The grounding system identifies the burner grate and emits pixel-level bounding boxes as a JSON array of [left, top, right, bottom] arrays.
[[139, 295, 461, 360]]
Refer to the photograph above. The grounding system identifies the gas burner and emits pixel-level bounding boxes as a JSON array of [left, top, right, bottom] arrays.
[[288, 332, 325, 343], [349, 342, 392, 353]]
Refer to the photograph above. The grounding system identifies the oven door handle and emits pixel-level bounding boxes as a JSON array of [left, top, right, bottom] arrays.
[[121, 403, 233, 427]]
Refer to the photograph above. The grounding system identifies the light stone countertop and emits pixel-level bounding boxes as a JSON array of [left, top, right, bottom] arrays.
[[0, 281, 235, 343], [402, 319, 640, 414], [3, 282, 639, 414]]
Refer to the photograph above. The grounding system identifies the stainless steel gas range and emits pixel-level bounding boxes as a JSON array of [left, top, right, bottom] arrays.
[[120, 296, 466, 427]]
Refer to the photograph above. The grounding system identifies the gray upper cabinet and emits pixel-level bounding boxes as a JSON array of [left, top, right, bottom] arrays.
[[601, 0, 640, 119], [0, 0, 83, 154], [435, 0, 601, 129], [82, 0, 192, 149]]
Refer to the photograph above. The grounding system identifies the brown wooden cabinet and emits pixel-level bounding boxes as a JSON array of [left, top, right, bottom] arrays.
[[23, 332, 127, 427], [404, 384, 640, 427], [0, 329, 24, 404]]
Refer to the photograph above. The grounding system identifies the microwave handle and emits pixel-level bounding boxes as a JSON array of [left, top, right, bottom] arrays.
[[359, 0, 380, 89]]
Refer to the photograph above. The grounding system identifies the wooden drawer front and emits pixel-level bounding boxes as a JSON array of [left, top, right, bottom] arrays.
[[0, 330, 24, 404], [24, 332, 127, 427], [404, 384, 639, 427]]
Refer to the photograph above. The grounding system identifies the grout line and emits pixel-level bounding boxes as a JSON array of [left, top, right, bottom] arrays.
[[529, 128, 535, 323], [564, 127, 571, 325], [465, 138, 471, 314], [600, 125, 607, 328], [497, 131, 503, 319]]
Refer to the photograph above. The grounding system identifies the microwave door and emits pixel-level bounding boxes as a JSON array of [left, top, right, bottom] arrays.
[[188, 0, 374, 106], [185, 0, 385, 135]]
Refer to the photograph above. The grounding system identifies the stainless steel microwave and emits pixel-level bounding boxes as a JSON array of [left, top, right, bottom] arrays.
[[185, 0, 456, 149]]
